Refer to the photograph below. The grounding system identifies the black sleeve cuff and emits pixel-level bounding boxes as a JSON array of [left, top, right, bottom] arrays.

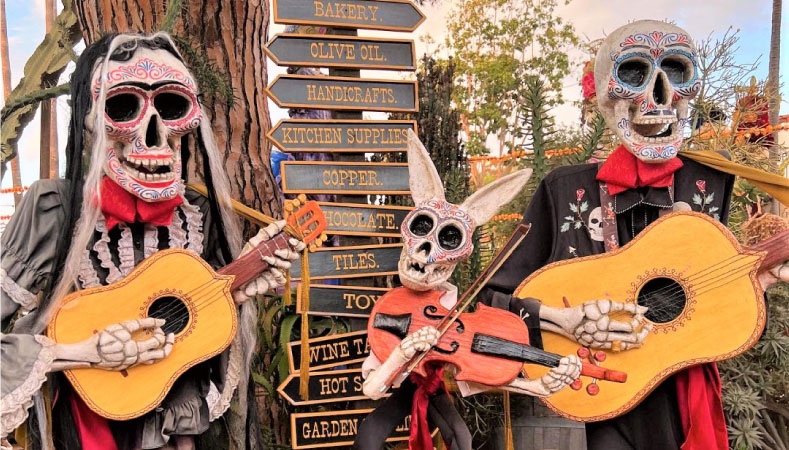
[[484, 291, 543, 350]]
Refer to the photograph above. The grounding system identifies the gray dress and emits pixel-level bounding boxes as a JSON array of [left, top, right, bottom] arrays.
[[1, 179, 232, 449]]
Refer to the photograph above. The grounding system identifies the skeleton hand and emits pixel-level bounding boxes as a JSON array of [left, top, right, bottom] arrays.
[[542, 300, 651, 351], [94, 318, 174, 370], [504, 355, 582, 397], [399, 326, 440, 359], [233, 220, 305, 304], [758, 262, 789, 291]]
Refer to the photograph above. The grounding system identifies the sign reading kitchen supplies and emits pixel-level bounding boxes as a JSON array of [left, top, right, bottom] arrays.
[[267, 119, 415, 153], [281, 161, 409, 195], [288, 244, 401, 279], [265, 34, 416, 70], [287, 330, 369, 372], [266, 75, 418, 112], [273, 0, 425, 32]]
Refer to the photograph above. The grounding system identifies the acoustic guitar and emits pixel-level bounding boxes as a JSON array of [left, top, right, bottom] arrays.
[[515, 211, 788, 422], [47, 201, 327, 420]]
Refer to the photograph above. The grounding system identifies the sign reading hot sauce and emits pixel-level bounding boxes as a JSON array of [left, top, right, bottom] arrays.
[[297, 285, 390, 317], [268, 120, 415, 153], [265, 34, 416, 70], [291, 409, 415, 449], [281, 161, 408, 195], [318, 202, 411, 237], [288, 244, 401, 280], [273, 0, 425, 32], [266, 75, 418, 112], [278, 369, 379, 406], [287, 330, 369, 372]]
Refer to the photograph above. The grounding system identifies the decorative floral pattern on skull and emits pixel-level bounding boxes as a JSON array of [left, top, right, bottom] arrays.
[[401, 199, 475, 264], [595, 21, 701, 162]]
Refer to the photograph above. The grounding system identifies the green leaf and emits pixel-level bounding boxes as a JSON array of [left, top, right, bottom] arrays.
[[580, 201, 588, 213], [251, 372, 275, 396], [705, 193, 715, 204], [574, 221, 582, 230], [569, 203, 578, 213], [560, 222, 570, 232], [692, 193, 703, 205]]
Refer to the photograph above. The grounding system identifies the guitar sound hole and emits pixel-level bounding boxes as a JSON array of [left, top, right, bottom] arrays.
[[637, 277, 686, 323], [148, 296, 190, 334]]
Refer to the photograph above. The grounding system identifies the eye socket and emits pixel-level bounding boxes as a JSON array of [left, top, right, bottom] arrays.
[[153, 92, 191, 121], [409, 214, 434, 237], [660, 58, 689, 85], [617, 60, 651, 87], [105, 93, 142, 122], [438, 225, 463, 250]]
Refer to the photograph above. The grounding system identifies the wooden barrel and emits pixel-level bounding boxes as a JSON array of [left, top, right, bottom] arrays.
[[489, 396, 586, 450]]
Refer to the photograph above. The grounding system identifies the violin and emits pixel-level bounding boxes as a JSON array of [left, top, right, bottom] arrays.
[[367, 224, 627, 388]]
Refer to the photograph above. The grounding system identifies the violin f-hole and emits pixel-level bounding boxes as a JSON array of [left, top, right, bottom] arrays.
[[423, 305, 465, 333]]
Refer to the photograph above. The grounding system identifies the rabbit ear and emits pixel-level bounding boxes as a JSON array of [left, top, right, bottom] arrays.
[[459, 169, 532, 227], [407, 129, 445, 203]]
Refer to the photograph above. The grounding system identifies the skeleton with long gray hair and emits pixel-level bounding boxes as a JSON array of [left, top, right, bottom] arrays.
[[0, 33, 301, 450]]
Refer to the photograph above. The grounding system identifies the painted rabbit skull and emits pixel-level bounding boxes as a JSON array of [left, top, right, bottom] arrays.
[[595, 20, 701, 162], [399, 131, 532, 291]]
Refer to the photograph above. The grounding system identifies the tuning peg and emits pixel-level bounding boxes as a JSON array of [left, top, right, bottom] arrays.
[[308, 243, 318, 252], [284, 201, 295, 213], [320, 233, 328, 242], [577, 347, 590, 359], [570, 379, 583, 391], [297, 194, 307, 203], [586, 383, 599, 396], [593, 351, 606, 362]]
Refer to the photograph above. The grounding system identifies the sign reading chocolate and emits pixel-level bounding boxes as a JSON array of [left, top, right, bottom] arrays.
[[291, 409, 414, 449], [265, 34, 416, 70], [273, 0, 425, 32], [281, 162, 409, 195], [289, 244, 401, 280], [267, 119, 416, 153], [319, 202, 411, 237], [278, 369, 379, 406], [266, 75, 418, 112], [297, 285, 390, 317], [287, 330, 369, 372]]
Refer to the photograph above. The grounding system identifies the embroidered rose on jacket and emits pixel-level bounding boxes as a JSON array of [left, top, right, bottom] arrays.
[[692, 179, 719, 220]]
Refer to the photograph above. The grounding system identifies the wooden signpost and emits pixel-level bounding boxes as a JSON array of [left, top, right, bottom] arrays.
[[289, 244, 401, 279], [291, 409, 415, 449], [320, 202, 411, 237], [267, 119, 416, 153], [287, 330, 369, 372], [265, 34, 416, 70], [297, 285, 390, 317], [266, 75, 418, 112], [273, 0, 425, 32], [281, 161, 409, 195], [278, 368, 379, 406]]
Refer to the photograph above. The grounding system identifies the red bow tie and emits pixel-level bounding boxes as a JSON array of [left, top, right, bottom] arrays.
[[99, 177, 183, 231], [596, 145, 683, 195]]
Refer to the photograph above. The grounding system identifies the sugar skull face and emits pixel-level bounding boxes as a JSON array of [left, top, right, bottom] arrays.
[[89, 44, 201, 201], [595, 20, 700, 162], [400, 130, 532, 291]]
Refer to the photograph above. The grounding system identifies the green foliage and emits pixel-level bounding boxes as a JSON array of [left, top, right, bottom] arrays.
[[446, 0, 578, 155]]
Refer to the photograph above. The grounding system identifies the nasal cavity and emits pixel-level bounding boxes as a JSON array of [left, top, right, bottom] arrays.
[[653, 73, 668, 105], [145, 116, 161, 148], [417, 242, 432, 255]]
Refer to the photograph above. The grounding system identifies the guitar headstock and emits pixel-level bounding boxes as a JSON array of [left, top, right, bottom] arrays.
[[285, 195, 328, 250]]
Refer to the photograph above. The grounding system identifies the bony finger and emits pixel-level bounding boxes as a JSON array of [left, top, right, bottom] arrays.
[[275, 247, 300, 261], [244, 282, 258, 297], [255, 277, 270, 294], [269, 267, 287, 284], [136, 334, 166, 353], [120, 319, 143, 333], [607, 318, 636, 333]]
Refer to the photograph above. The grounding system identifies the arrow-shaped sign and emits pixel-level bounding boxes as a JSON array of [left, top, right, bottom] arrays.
[[278, 368, 383, 406], [265, 34, 416, 71], [267, 119, 416, 153], [273, 0, 425, 32], [266, 75, 418, 112]]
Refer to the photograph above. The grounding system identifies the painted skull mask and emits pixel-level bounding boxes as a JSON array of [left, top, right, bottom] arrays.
[[90, 44, 201, 201], [595, 20, 700, 162], [399, 199, 475, 290]]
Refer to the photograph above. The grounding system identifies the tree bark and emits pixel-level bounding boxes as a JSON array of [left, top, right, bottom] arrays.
[[0, 0, 22, 205], [75, 0, 281, 221], [767, 0, 782, 128], [42, 0, 58, 179]]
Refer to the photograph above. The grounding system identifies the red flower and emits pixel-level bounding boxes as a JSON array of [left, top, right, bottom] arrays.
[[582, 71, 596, 99], [576, 189, 585, 201], [696, 180, 706, 192]]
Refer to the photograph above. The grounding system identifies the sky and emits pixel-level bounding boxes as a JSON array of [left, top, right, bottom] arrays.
[[2, 0, 788, 214]]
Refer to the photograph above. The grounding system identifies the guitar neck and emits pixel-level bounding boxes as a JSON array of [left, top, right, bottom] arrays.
[[218, 233, 292, 291], [746, 230, 789, 273]]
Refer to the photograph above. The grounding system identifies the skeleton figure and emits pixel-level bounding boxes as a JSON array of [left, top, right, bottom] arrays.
[[354, 132, 581, 450], [1, 33, 301, 449], [588, 207, 604, 242], [595, 20, 700, 162]]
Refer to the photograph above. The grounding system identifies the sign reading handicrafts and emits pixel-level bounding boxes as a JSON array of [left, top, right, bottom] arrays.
[[288, 244, 401, 279], [265, 34, 416, 70], [266, 75, 418, 112], [319, 202, 411, 237], [278, 369, 380, 406], [287, 330, 369, 372], [298, 284, 390, 317], [268, 119, 416, 153], [273, 0, 425, 32], [291, 409, 413, 449], [281, 162, 409, 195]]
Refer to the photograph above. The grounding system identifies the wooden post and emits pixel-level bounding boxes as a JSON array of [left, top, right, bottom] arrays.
[[41, 0, 58, 179], [0, 0, 22, 205]]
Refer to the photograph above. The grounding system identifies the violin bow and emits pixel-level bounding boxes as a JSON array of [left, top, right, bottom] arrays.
[[387, 223, 532, 386]]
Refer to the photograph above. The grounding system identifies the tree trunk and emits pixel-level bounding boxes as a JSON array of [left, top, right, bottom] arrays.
[[767, 0, 782, 213], [42, 0, 58, 179], [0, 0, 22, 205], [75, 0, 281, 221]]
